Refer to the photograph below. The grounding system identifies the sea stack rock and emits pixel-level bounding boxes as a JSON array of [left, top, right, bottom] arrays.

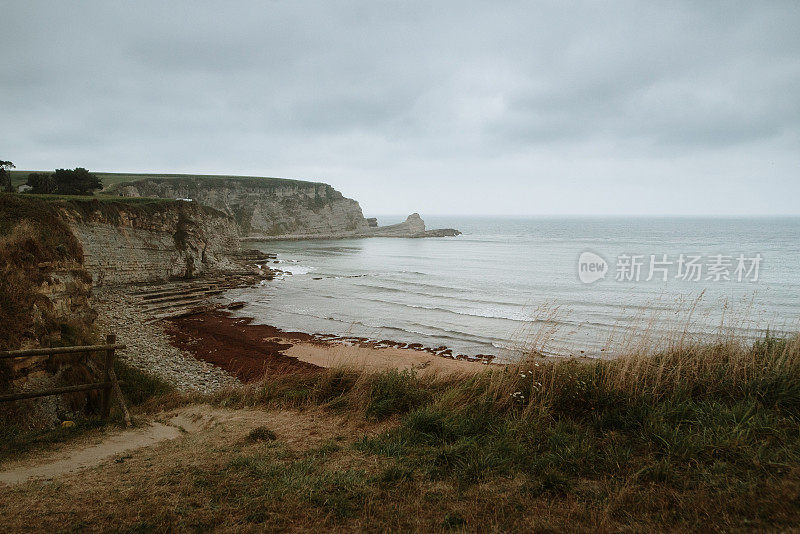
[[404, 213, 426, 234], [370, 213, 426, 237]]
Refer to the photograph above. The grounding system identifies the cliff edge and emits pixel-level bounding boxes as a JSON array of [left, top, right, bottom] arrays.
[[107, 175, 460, 240], [109, 176, 369, 239]]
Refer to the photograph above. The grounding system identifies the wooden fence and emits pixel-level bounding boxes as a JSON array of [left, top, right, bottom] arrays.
[[0, 334, 132, 426]]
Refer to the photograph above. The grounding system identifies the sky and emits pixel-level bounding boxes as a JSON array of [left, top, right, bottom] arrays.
[[2, 1, 799, 216]]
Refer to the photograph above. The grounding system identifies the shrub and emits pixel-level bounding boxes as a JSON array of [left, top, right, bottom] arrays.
[[26, 172, 57, 194], [247, 426, 278, 442]]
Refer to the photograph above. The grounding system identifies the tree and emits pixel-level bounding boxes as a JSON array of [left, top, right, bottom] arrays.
[[52, 168, 103, 195], [0, 160, 15, 192], [26, 172, 57, 194]]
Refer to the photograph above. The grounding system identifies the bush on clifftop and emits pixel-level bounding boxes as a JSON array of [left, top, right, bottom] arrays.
[[51, 168, 103, 195]]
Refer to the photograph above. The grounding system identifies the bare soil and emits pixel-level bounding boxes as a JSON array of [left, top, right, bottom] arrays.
[[0, 411, 213, 485]]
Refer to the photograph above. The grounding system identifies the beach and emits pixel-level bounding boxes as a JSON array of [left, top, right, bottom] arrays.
[[163, 310, 495, 381]]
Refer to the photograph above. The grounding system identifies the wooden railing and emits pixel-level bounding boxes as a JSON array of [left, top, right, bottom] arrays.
[[0, 334, 132, 426]]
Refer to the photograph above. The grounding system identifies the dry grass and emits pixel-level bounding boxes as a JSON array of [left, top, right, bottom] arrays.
[[2, 319, 800, 531], [0, 193, 88, 349]]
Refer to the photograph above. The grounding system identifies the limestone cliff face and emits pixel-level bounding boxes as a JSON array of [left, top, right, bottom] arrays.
[[58, 200, 240, 286], [109, 176, 370, 238]]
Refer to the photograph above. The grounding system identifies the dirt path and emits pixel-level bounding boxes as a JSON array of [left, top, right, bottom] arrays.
[[0, 405, 373, 490], [0, 410, 217, 486], [0, 404, 390, 531]]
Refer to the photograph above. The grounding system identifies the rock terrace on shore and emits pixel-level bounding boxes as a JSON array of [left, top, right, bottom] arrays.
[[92, 287, 239, 393]]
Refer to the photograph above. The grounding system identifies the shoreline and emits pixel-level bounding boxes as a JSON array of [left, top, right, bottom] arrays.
[[163, 310, 497, 382], [241, 230, 461, 241]]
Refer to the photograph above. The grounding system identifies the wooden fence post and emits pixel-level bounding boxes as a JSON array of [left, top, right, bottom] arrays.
[[0, 338, 130, 426], [101, 334, 115, 418]]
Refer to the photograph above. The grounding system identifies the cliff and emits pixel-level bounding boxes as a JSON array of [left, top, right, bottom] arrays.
[[57, 199, 240, 286], [0, 195, 242, 427], [106, 174, 461, 240], [109, 176, 370, 239]]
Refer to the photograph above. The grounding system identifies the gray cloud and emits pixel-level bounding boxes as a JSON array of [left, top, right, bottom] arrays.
[[1, 0, 799, 215]]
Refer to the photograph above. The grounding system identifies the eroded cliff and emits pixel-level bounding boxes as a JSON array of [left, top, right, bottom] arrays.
[[58, 199, 240, 286], [110, 176, 369, 239]]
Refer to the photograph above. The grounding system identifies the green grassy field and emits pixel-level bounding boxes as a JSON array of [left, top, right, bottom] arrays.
[[15, 192, 174, 204], [8, 170, 325, 190]]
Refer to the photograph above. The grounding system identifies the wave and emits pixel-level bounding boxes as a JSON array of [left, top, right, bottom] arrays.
[[275, 263, 314, 275], [264, 305, 504, 348], [347, 296, 566, 325], [358, 282, 527, 308], [365, 279, 470, 295]]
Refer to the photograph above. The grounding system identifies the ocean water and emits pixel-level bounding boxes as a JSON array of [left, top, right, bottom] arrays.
[[225, 217, 800, 362]]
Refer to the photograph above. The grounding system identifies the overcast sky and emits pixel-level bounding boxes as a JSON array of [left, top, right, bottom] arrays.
[[2, 1, 799, 216]]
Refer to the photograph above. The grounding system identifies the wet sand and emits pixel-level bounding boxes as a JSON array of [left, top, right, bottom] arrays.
[[164, 310, 493, 382], [284, 341, 491, 374]]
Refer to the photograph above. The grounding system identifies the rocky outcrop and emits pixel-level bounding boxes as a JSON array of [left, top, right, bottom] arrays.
[[368, 214, 461, 238], [58, 200, 240, 286], [109, 176, 369, 239], [415, 228, 462, 238], [369, 213, 426, 237], [366, 214, 460, 238], [241, 213, 460, 240]]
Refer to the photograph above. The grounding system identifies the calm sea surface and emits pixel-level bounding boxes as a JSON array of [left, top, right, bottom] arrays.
[[225, 217, 800, 362]]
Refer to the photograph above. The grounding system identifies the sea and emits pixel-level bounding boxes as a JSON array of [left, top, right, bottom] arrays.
[[223, 217, 800, 362]]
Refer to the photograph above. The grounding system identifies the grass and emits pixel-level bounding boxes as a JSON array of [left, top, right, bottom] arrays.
[[147, 332, 797, 531], [20, 192, 173, 205], [247, 426, 278, 442], [114, 358, 176, 408], [2, 334, 800, 531], [9, 170, 327, 190]]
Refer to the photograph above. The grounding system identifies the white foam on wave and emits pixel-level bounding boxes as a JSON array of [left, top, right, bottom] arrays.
[[279, 264, 314, 275]]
